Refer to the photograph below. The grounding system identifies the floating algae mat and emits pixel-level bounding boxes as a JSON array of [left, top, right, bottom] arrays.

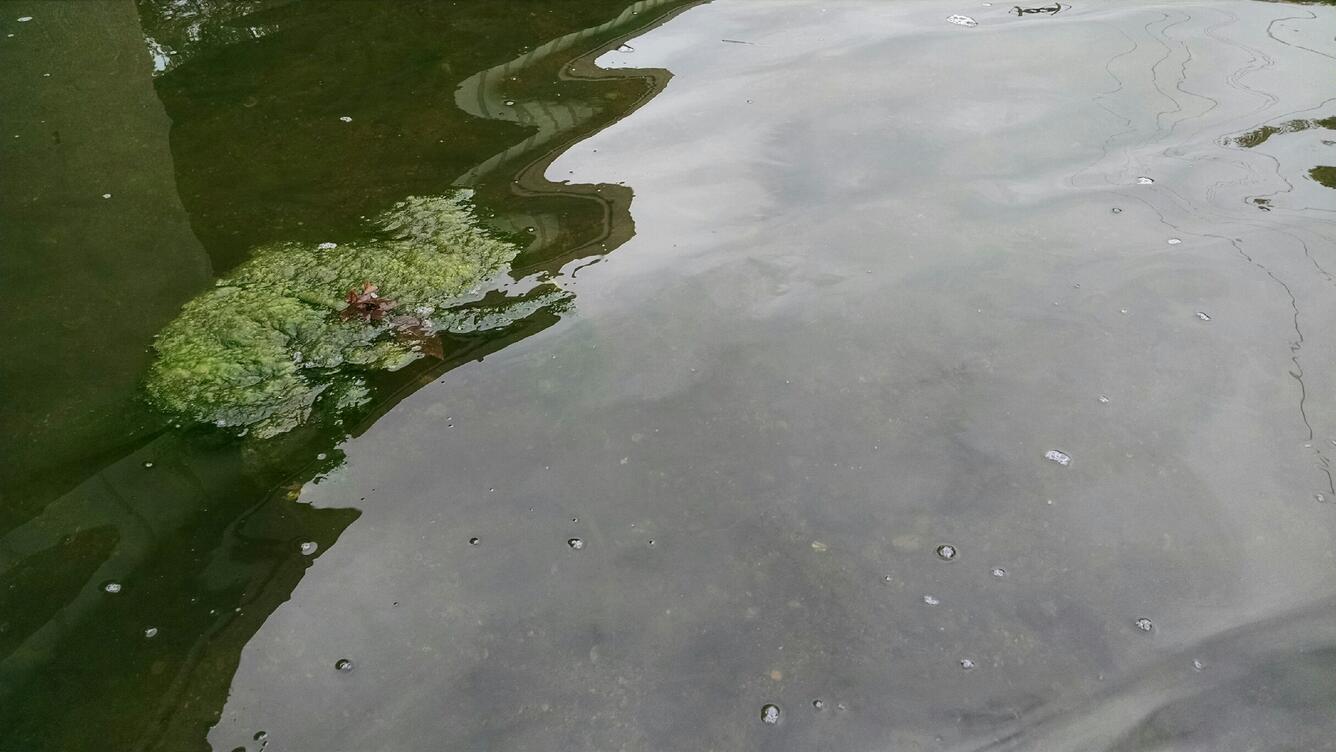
[[145, 192, 521, 437]]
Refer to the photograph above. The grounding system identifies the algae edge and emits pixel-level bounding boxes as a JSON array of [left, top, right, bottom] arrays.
[[144, 191, 550, 438]]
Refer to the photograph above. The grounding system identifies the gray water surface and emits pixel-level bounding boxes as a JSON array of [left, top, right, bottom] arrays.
[[207, 2, 1336, 750]]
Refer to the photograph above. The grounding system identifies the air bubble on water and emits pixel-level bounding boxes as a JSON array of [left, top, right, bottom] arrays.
[[1136, 176, 1155, 184], [1044, 449, 1072, 466], [335, 658, 354, 672], [316, 452, 327, 461], [504, 100, 515, 106], [144, 627, 158, 638], [299, 541, 318, 556], [812, 699, 824, 710], [923, 594, 941, 606], [946, 14, 978, 26], [1195, 311, 1212, 321], [1135, 617, 1154, 632], [960, 658, 976, 670], [761, 704, 781, 724], [338, 115, 352, 123], [102, 193, 112, 199], [935, 544, 957, 561], [104, 582, 122, 594], [468, 537, 480, 546], [991, 567, 1007, 578], [568, 537, 585, 550]]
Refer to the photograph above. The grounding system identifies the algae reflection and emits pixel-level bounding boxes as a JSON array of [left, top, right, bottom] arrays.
[[0, 1, 698, 750]]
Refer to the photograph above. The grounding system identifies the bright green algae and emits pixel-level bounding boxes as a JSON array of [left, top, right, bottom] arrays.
[[145, 191, 518, 437]]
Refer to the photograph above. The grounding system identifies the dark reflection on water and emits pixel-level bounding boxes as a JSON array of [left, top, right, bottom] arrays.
[[0, 1, 695, 749]]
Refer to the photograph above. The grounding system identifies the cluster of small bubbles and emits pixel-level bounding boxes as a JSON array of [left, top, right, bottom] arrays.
[[468, 537, 480, 546], [335, 658, 354, 672], [144, 626, 159, 638], [1195, 311, 1212, 321], [935, 544, 957, 561], [104, 582, 122, 594], [761, 704, 781, 725], [991, 567, 1007, 578], [1135, 617, 1154, 632], [923, 594, 941, 606], [567, 537, 585, 550], [1044, 449, 1072, 466], [959, 658, 976, 670], [299, 541, 319, 556], [812, 699, 824, 710], [317, 242, 337, 250]]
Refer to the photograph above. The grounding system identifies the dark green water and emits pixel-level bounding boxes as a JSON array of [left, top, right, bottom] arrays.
[[4, 1, 1336, 751]]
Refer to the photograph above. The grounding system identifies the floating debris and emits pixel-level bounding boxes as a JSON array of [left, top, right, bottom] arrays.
[[810, 540, 828, 552], [1316, 493, 1329, 504], [567, 537, 586, 550], [299, 541, 319, 556], [17, 16, 33, 22], [935, 544, 958, 561], [616, 43, 635, 52], [812, 699, 825, 710], [1111, 207, 1122, 214], [923, 594, 941, 606], [1044, 449, 1072, 466], [1192, 659, 1204, 671], [144, 627, 159, 639], [338, 115, 352, 123], [1011, 3, 1065, 16], [143, 461, 154, 468], [254, 731, 268, 743], [335, 658, 354, 672], [1098, 394, 1110, 404], [1135, 617, 1154, 632], [947, 14, 979, 26], [102, 193, 112, 199], [1195, 311, 1212, 321], [761, 704, 782, 725], [503, 100, 515, 106], [991, 567, 1007, 577], [104, 582, 122, 594], [960, 658, 977, 670], [468, 537, 480, 546], [1136, 176, 1155, 185], [1167, 238, 1182, 245], [317, 242, 337, 250]]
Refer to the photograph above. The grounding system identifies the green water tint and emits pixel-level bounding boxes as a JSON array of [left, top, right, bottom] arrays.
[[1227, 115, 1336, 148], [145, 191, 532, 438], [0, 1, 697, 749]]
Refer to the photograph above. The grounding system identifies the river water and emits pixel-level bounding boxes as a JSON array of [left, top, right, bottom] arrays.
[[3, 1, 1335, 751]]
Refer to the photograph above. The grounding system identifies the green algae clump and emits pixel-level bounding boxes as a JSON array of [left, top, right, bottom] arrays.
[[146, 191, 518, 438]]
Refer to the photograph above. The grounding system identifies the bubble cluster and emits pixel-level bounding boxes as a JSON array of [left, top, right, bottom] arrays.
[[761, 704, 781, 725], [935, 544, 957, 561]]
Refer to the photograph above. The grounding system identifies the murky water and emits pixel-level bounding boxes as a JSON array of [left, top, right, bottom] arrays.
[[3, 1, 1336, 750]]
